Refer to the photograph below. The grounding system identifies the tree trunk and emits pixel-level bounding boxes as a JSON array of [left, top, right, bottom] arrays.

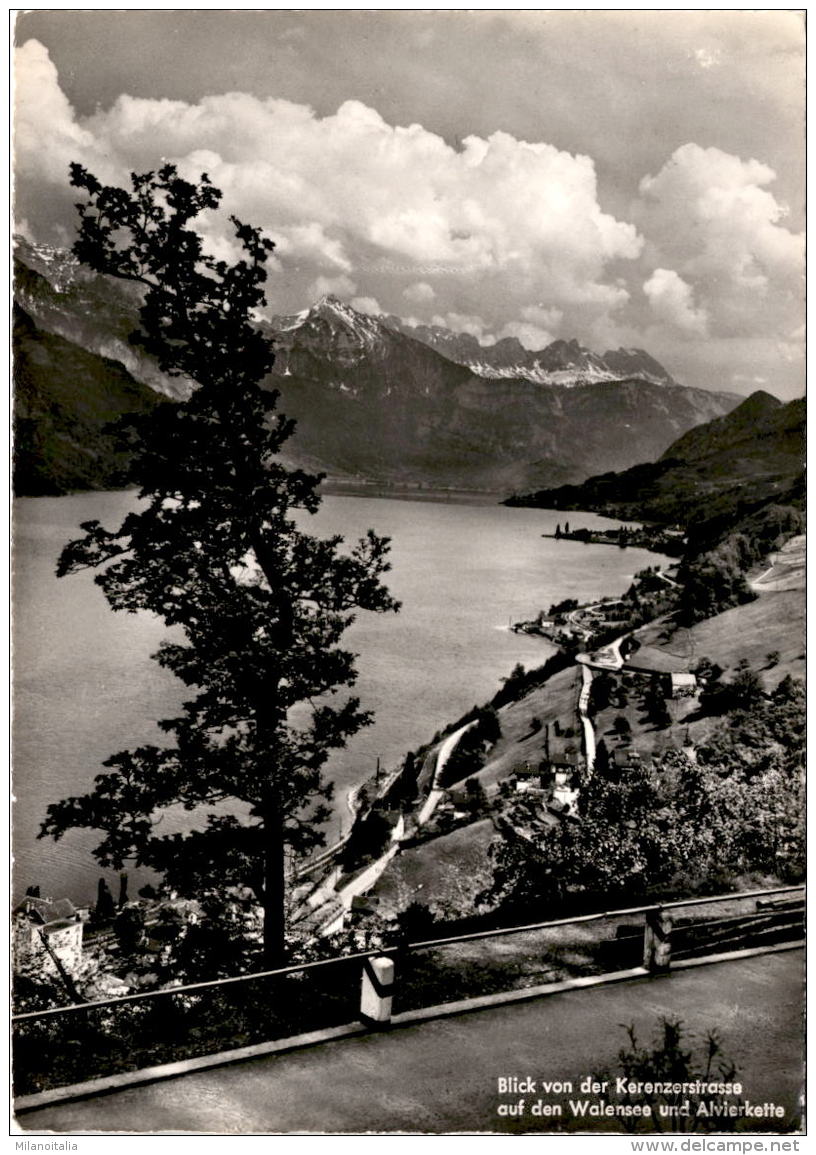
[[250, 529, 296, 971], [262, 796, 287, 968]]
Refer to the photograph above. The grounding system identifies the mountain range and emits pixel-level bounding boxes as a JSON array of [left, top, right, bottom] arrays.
[[14, 236, 742, 496]]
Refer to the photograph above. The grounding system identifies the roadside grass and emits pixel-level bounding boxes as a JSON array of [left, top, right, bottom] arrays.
[[685, 589, 804, 690], [394, 918, 643, 1014], [473, 665, 583, 793], [631, 588, 803, 690], [370, 818, 496, 917], [392, 889, 797, 1016]]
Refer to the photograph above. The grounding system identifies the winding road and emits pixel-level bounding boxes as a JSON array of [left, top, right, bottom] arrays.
[[301, 720, 479, 926], [578, 664, 596, 771], [416, 721, 478, 826]]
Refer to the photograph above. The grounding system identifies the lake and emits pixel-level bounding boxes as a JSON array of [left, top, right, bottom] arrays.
[[13, 490, 666, 905]]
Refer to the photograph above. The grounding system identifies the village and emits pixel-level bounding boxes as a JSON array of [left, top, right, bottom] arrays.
[[543, 520, 686, 556]]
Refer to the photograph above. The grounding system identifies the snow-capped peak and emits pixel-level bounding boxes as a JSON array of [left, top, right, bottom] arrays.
[[305, 296, 385, 344]]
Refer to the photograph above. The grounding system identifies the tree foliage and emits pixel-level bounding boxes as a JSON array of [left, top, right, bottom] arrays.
[[483, 671, 804, 915], [113, 906, 147, 955], [39, 164, 399, 966], [491, 650, 573, 708]]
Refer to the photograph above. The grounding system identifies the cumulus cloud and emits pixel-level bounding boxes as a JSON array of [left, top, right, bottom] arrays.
[[14, 38, 641, 338], [431, 312, 493, 343], [13, 41, 803, 395], [643, 268, 708, 335], [274, 222, 352, 271], [498, 321, 555, 350], [496, 307, 562, 349], [14, 39, 98, 183], [308, 274, 357, 300], [638, 143, 803, 339], [350, 296, 383, 315]]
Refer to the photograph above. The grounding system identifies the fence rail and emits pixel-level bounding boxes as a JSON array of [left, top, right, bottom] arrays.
[[13, 884, 804, 1097]]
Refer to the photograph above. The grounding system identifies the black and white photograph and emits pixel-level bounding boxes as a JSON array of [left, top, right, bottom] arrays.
[[11, 9, 805, 1138]]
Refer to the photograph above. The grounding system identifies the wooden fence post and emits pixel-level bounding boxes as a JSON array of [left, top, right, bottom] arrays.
[[643, 907, 672, 973], [360, 955, 395, 1027]]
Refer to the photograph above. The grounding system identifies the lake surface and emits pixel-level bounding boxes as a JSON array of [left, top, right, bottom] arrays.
[[13, 490, 666, 904]]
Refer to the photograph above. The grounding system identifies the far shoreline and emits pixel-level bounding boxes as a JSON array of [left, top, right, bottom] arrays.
[[13, 481, 507, 509], [318, 478, 506, 506]]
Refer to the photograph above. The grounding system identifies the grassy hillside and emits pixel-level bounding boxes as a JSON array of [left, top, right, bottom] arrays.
[[13, 304, 159, 495], [506, 391, 804, 528], [506, 391, 804, 625], [371, 819, 496, 916], [364, 557, 804, 926], [467, 665, 582, 794], [636, 584, 804, 689]]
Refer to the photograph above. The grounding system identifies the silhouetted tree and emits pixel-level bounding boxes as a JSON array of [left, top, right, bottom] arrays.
[[594, 738, 610, 775], [113, 905, 147, 954], [464, 776, 488, 816], [730, 667, 764, 710], [643, 683, 671, 728], [39, 164, 399, 967], [608, 1017, 740, 1133], [95, 878, 116, 923]]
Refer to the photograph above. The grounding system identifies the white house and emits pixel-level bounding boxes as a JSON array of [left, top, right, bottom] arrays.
[[669, 672, 698, 699], [13, 896, 85, 977]]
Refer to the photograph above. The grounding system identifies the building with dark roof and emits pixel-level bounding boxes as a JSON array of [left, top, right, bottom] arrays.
[[13, 895, 85, 976]]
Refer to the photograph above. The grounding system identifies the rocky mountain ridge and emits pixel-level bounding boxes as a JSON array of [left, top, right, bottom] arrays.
[[385, 315, 678, 388], [14, 238, 193, 402]]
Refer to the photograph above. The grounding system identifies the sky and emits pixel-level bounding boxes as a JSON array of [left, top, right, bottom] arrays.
[[13, 10, 805, 398]]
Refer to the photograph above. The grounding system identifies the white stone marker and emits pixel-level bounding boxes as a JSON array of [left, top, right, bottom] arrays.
[[643, 907, 673, 972], [360, 955, 394, 1026]]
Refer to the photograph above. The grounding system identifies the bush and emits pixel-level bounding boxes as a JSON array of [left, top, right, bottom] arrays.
[[464, 777, 489, 817], [602, 1017, 741, 1133], [491, 650, 573, 708], [612, 714, 631, 738]]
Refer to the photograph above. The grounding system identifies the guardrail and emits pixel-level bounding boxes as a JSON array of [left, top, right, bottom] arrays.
[[13, 884, 803, 1098]]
